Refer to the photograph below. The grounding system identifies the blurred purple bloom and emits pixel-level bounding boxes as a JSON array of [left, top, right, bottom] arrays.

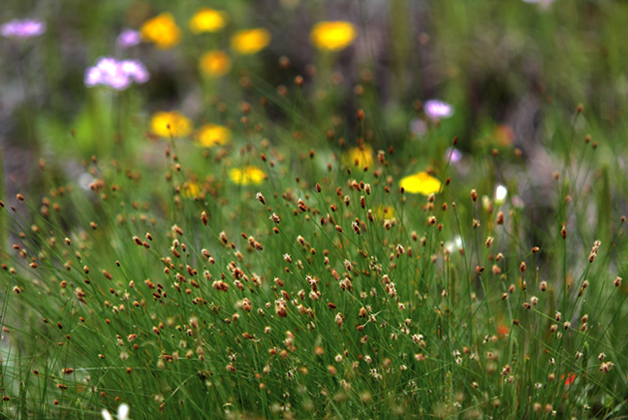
[[1, 19, 46, 38], [445, 147, 462, 163], [116, 29, 141, 48], [84, 57, 149, 90], [424, 99, 454, 120], [120, 60, 150, 83], [409, 119, 427, 137]]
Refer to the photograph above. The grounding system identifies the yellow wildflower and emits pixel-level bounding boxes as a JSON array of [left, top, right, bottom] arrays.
[[399, 171, 442, 195], [374, 205, 395, 220], [199, 51, 231, 77], [342, 145, 373, 168], [231, 28, 271, 54], [189, 8, 228, 34], [182, 182, 201, 199], [150, 111, 192, 138], [197, 124, 232, 147], [310, 21, 357, 51], [141, 13, 182, 49], [229, 166, 265, 185]]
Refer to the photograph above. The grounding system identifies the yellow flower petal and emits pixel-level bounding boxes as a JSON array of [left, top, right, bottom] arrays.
[[182, 182, 201, 199], [141, 13, 182, 49], [231, 28, 271, 55], [399, 172, 442, 195], [197, 124, 232, 147], [229, 166, 266, 185], [189, 8, 228, 34], [374, 205, 394, 220], [150, 111, 192, 138], [342, 145, 374, 168], [310, 21, 357, 51], [199, 51, 231, 77]]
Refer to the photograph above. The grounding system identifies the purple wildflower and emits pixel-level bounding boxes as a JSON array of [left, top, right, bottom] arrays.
[[116, 29, 141, 49], [409, 119, 427, 137], [0, 19, 46, 39], [84, 57, 150, 91], [423, 99, 454, 121], [120, 60, 150, 83], [445, 147, 462, 163]]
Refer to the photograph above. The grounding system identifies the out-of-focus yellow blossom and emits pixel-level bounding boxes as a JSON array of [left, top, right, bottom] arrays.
[[199, 51, 231, 77], [197, 124, 232, 147], [231, 28, 271, 54], [342, 145, 373, 168], [375, 205, 395, 220], [310, 21, 357, 51], [399, 171, 441, 195], [150, 111, 192, 138], [141, 13, 182, 49], [182, 182, 201, 199], [189, 8, 228, 34], [229, 166, 265, 185]]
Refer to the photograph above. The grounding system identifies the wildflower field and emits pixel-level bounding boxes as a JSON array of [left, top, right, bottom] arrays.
[[1, 1, 628, 419]]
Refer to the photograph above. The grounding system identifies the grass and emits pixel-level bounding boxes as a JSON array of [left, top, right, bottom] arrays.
[[1, 1, 628, 419]]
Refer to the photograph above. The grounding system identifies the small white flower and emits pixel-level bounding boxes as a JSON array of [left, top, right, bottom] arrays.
[[118, 404, 129, 420], [495, 185, 508, 206], [101, 404, 130, 420]]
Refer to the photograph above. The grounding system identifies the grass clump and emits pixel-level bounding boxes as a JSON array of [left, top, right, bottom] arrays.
[[1, 105, 628, 419]]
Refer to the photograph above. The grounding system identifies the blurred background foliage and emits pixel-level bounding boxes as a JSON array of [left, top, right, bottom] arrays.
[[2, 0, 628, 238]]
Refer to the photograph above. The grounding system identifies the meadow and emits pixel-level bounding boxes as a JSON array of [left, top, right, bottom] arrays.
[[1, 1, 628, 419]]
